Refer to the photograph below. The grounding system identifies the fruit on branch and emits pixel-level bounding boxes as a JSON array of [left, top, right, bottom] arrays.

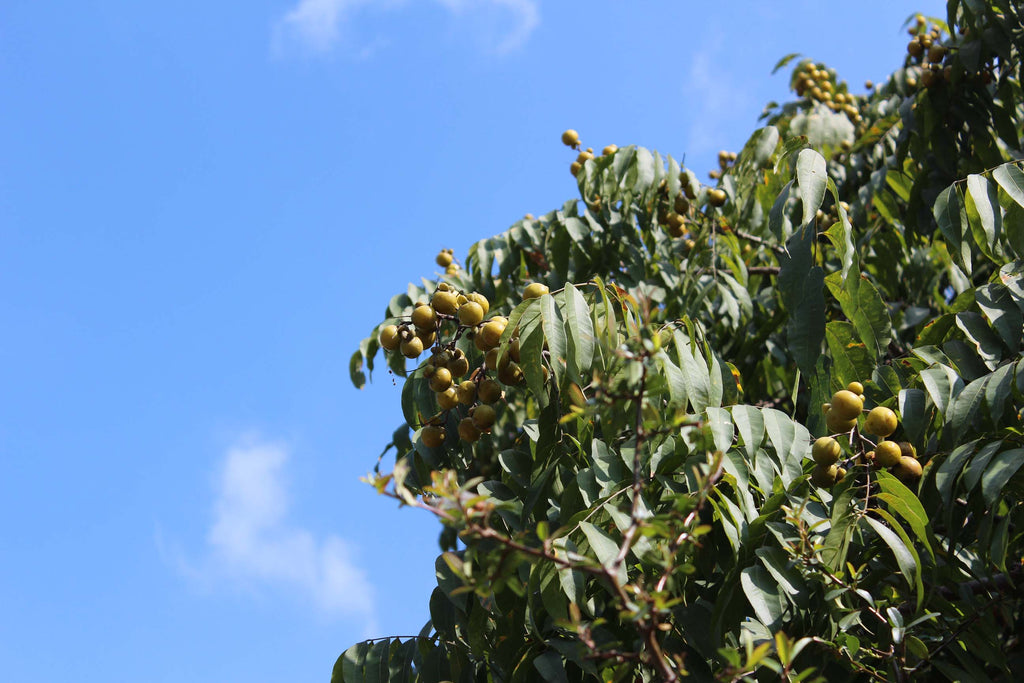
[[523, 283, 550, 300], [478, 379, 502, 404], [421, 425, 446, 448], [431, 290, 459, 316], [561, 129, 580, 148], [401, 336, 424, 359], [826, 409, 858, 434], [830, 390, 864, 420], [471, 404, 497, 431], [874, 440, 902, 468], [812, 437, 842, 465], [435, 249, 454, 268], [379, 324, 401, 351], [458, 417, 481, 442], [894, 456, 923, 483], [708, 189, 727, 207], [863, 407, 898, 437], [811, 463, 840, 488], [458, 301, 485, 326], [412, 304, 437, 331]]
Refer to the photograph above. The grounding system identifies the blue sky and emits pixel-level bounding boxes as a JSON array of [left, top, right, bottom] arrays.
[[0, 1, 938, 681]]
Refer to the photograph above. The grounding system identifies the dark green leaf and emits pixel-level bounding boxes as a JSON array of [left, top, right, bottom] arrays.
[[796, 149, 827, 228], [981, 447, 1024, 506]]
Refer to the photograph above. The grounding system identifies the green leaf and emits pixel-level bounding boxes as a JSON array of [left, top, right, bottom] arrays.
[[920, 363, 963, 417], [993, 162, 1024, 209], [981, 447, 1024, 506], [779, 226, 826, 375], [771, 52, 802, 74], [825, 271, 892, 359], [874, 508, 924, 609], [755, 546, 807, 603], [731, 405, 765, 460], [339, 641, 370, 683], [363, 640, 390, 683], [966, 174, 1002, 254], [753, 126, 781, 167], [864, 516, 917, 592], [534, 650, 570, 683], [706, 407, 735, 453], [826, 321, 875, 386], [796, 149, 827, 228], [562, 283, 595, 376], [824, 206, 856, 281], [540, 293, 567, 389], [934, 184, 972, 274], [955, 311, 1005, 369], [769, 180, 793, 241], [875, 470, 934, 561], [975, 284, 1022, 352], [740, 565, 786, 629], [579, 521, 626, 585]]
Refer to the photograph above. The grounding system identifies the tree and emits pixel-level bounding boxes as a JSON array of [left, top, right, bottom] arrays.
[[340, 3, 1024, 680]]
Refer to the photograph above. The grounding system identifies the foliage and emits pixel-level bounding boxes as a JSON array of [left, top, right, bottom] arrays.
[[341, 3, 1024, 681]]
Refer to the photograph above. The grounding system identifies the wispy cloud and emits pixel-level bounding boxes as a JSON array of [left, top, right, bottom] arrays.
[[272, 0, 540, 56], [168, 437, 375, 626]]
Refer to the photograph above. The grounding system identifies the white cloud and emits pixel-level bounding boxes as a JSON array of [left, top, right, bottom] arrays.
[[272, 0, 540, 55], [178, 437, 375, 624]]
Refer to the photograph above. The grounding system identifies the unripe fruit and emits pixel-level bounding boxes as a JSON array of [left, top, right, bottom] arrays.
[[401, 337, 424, 358], [472, 404, 497, 430], [458, 301, 485, 326], [894, 455, 923, 483], [875, 440, 902, 468], [456, 380, 477, 405], [561, 129, 580, 148], [508, 337, 520, 363], [379, 325, 401, 351], [478, 379, 502, 404], [412, 304, 437, 331], [446, 264, 459, 275], [847, 381, 864, 394], [523, 283, 549, 300], [447, 351, 470, 379], [908, 40, 924, 58], [674, 195, 690, 214], [428, 367, 453, 393], [928, 44, 947, 63], [484, 348, 500, 371], [863, 406, 898, 437], [830, 390, 864, 420], [431, 290, 459, 315], [812, 437, 842, 466], [810, 463, 839, 488], [479, 318, 507, 349], [576, 151, 594, 164], [498, 361, 524, 385], [708, 189, 727, 207], [602, 144, 618, 155], [421, 425, 446, 448], [826, 409, 858, 434], [437, 387, 458, 410], [898, 442, 917, 460], [458, 417, 481, 442], [415, 329, 436, 347], [436, 250, 453, 268], [466, 292, 489, 316], [570, 161, 582, 176]]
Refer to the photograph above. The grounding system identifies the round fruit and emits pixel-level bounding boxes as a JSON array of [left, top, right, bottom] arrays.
[[570, 161, 582, 176], [437, 387, 459, 410], [456, 380, 477, 405], [875, 440, 902, 468], [863, 406, 898, 437], [379, 325, 401, 351], [847, 381, 864, 394], [708, 189, 727, 207], [484, 348, 500, 371], [458, 417, 481, 442], [498, 361, 524, 386], [826, 409, 858, 434], [523, 283, 550, 299], [810, 463, 839, 488], [835, 467, 847, 483], [415, 329, 436, 347], [431, 290, 459, 316], [400, 337, 424, 358], [602, 144, 618, 155], [458, 301, 485, 326], [421, 425, 446, 449], [446, 264, 459, 275], [478, 379, 502, 404], [411, 304, 437, 331], [812, 437, 842, 465], [898, 442, 917, 460], [436, 250, 453, 268], [508, 337, 520, 363], [674, 195, 690, 214], [830, 390, 864, 420], [479, 318, 508, 349], [561, 129, 580, 148], [428, 367, 453, 393], [894, 456, 923, 483], [467, 292, 490, 315], [472, 404, 497, 430], [576, 151, 594, 164], [447, 351, 470, 378]]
